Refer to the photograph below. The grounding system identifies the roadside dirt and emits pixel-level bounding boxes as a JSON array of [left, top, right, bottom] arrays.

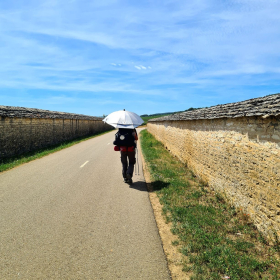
[[139, 147, 190, 280]]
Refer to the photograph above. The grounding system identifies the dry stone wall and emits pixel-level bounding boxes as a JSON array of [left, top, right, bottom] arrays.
[[0, 106, 112, 160], [148, 94, 280, 241]]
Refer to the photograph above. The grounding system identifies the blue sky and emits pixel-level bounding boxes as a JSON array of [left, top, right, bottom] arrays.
[[1, 0, 280, 117]]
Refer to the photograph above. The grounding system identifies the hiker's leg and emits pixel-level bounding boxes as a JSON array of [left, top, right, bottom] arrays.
[[120, 151, 128, 178], [127, 151, 136, 177]]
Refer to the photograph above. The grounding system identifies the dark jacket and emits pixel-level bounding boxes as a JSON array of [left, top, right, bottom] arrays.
[[113, 128, 138, 148]]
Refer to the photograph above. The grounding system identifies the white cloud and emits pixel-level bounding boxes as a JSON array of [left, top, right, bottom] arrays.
[[134, 65, 149, 70], [2, 1, 280, 72]]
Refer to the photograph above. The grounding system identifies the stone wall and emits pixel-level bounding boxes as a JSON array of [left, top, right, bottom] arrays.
[[0, 106, 112, 160], [148, 94, 280, 241]]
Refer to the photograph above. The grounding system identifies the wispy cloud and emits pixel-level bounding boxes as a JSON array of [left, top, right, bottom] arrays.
[[134, 65, 152, 70]]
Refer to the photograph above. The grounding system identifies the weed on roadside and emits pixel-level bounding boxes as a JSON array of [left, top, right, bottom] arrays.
[[140, 130, 280, 280]]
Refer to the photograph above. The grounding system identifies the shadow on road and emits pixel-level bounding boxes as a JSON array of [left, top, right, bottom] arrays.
[[129, 180, 170, 192], [129, 180, 147, 192]]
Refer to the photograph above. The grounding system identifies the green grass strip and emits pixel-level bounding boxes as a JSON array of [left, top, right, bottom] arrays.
[[0, 130, 113, 173], [140, 129, 280, 280]]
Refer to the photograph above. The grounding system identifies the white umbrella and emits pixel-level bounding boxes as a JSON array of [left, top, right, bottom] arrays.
[[103, 109, 144, 129]]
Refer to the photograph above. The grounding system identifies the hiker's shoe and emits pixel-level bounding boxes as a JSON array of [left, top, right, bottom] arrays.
[[123, 178, 128, 183], [126, 173, 133, 184]]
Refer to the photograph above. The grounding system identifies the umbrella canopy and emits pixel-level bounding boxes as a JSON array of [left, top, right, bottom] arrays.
[[103, 109, 144, 129]]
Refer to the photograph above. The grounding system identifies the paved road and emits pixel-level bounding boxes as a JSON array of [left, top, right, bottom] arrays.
[[0, 130, 170, 279]]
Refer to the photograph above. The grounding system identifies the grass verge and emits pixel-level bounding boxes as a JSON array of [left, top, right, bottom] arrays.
[[0, 130, 113, 173], [140, 129, 280, 280]]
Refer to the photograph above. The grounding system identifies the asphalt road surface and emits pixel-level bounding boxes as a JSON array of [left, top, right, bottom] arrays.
[[0, 129, 170, 279]]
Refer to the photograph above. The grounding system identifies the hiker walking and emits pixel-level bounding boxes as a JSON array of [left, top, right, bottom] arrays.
[[102, 109, 144, 184], [113, 128, 138, 184]]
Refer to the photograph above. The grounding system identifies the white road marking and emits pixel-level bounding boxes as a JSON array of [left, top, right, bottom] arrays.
[[80, 161, 89, 168]]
